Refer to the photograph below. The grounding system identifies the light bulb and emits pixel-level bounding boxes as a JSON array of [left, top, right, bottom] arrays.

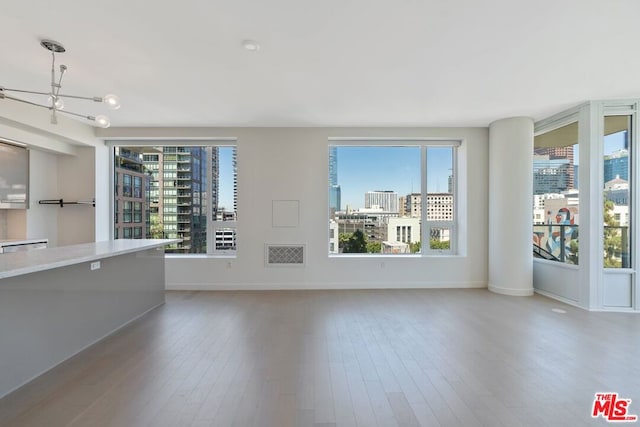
[[48, 95, 64, 110], [102, 94, 121, 110], [94, 115, 111, 128]]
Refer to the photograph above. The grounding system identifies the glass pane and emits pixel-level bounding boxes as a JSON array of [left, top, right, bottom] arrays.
[[603, 115, 631, 268], [533, 121, 580, 264], [429, 227, 451, 250], [212, 146, 238, 222], [329, 146, 420, 255], [114, 146, 210, 254], [426, 147, 454, 222], [214, 228, 237, 251]]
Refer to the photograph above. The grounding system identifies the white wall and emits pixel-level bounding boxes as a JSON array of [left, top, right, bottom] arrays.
[[57, 147, 96, 246], [100, 126, 489, 290], [26, 149, 59, 246]]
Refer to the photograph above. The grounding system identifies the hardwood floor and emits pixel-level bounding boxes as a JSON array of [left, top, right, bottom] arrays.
[[0, 289, 638, 426]]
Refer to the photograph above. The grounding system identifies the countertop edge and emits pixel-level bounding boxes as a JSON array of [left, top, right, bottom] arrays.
[[0, 239, 181, 280]]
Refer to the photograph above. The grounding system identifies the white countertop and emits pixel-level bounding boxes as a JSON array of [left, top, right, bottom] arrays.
[[0, 239, 180, 279]]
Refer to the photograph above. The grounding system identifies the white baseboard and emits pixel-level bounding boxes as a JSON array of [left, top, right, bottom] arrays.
[[488, 283, 534, 296], [166, 281, 487, 291], [533, 288, 583, 308]]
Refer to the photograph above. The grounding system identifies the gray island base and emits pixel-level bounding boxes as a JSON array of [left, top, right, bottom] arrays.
[[0, 239, 179, 398]]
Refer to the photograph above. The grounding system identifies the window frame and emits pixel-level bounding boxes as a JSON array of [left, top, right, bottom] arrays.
[[327, 138, 461, 257], [107, 139, 238, 257]]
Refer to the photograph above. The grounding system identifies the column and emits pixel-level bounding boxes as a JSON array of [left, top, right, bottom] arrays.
[[488, 117, 534, 296]]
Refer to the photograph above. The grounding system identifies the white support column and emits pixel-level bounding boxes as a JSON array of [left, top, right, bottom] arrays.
[[488, 117, 534, 296]]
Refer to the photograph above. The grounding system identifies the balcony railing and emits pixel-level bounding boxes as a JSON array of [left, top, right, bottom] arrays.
[[533, 224, 631, 268], [533, 224, 579, 265]]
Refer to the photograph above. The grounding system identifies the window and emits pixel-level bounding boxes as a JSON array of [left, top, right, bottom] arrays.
[[532, 121, 579, 265], [133, 202, 142, 223], [133, 176, 142, 198], [123, 174, 132, 197], [123, 227, 132, 238], [603, 115, 632, 268], [123, 201, 132, 223], [112, 143, 237, 255], [328, 143, 458, 255]]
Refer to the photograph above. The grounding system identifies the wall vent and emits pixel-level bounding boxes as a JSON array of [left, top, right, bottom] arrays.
[[265, 244, 305, 266]]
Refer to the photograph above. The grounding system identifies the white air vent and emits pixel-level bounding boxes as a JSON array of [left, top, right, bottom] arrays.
[[265, 244, 305, 266]]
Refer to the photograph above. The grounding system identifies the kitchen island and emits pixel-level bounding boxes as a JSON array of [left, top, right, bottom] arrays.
[[0, 239, 179, 398]]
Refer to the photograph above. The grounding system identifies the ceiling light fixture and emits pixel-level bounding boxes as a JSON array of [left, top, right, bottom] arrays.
[[0, 39, 120, 128], [242, 39, 260, 51]]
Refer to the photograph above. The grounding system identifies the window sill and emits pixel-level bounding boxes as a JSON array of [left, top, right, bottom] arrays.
[[328, 253, 463, 259], [165, 254, 237, 259]]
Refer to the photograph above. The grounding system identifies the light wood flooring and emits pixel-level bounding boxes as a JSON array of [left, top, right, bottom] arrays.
[[0, 289, 639, 427]]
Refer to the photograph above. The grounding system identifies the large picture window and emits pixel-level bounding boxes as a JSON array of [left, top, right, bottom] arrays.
[[112, 144, 237, 255], [603, 115, 632, 268], [328, 142, 459, 255], [532, 121, 580, 265]]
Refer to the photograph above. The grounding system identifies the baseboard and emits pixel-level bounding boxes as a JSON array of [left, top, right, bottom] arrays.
[[533, 288, 584, 309], [166, 281, 487, 291], [488, 283, 534, 296]]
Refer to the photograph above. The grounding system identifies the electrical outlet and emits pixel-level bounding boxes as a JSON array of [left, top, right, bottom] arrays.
[[90, 261, 101, 271]]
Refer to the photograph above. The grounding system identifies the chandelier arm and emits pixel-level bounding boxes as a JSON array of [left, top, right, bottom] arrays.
[[1, 94, 51, 110], [56, 109, 94, 120], [0, 88, 52, 97], [57, 94, 103, 102]]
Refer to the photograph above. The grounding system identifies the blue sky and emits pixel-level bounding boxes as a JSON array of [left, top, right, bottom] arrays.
[[573, 129, 628, 165], [217, 147, 235, 211], [335, 146, 453, 209]]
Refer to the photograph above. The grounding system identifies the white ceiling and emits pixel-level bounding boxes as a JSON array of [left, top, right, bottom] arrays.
[[2, 0, 640, 128]]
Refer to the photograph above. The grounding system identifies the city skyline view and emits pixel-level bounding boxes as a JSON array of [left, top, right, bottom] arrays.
[[335, 146, 453, 209]]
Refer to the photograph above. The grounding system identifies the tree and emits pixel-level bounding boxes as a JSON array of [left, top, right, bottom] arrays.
[[343, 229, 367, 253], [603, 200, 622, 268], [366, 241, 381, 254], [410, 241, 421, 253], [150, 215, 164, 239], [429, 239, 450, 250], [338, 232, 351, 252]]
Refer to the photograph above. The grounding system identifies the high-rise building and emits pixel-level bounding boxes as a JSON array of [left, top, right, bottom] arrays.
[[534, 147, 575, 189], [426, 193, 454, 221], [142, 147, 208, 254], [604, 149, 629, 183], [329, 147, 341, 212], [403, 193, 453, 221], [113, 147, 150, 240], [365, 190, 398, 213], [406, 193, 421, 218], [533, 155, 571, 195]]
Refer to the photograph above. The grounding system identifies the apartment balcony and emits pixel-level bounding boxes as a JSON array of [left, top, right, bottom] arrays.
[[117, 149, 144, 164]]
